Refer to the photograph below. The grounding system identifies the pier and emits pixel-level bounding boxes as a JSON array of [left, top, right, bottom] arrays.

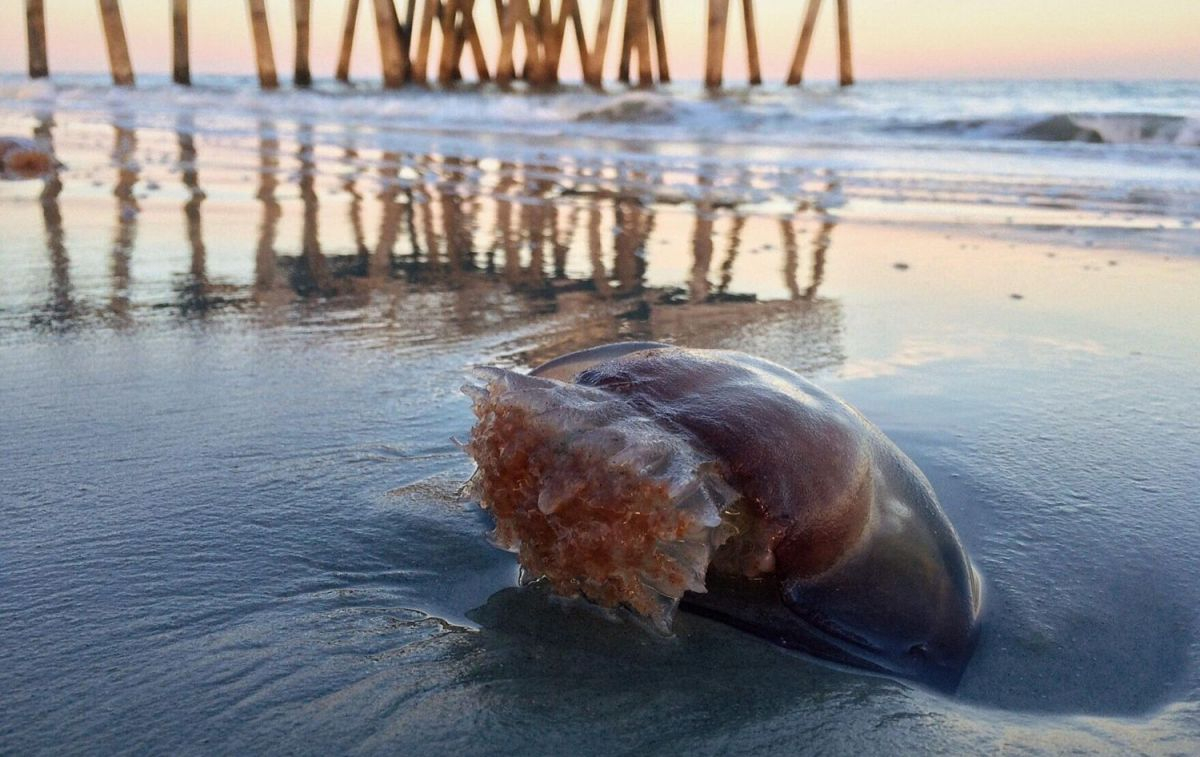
[[23, 0, 854, 90]]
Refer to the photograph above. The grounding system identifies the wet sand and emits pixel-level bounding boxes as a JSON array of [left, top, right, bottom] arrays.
[[2, 102, 1199, 754]]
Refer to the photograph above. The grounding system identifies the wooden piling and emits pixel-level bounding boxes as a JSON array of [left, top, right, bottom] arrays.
[[540, 0, 568, 84], [522, 0, 548, 86], [648, 0, 669, 83], [495, 0, 518, 85], [632, 0, 653, 87], [786, 0, 822, 85], [496, 0, 545, 87], [247, 0, 279, 89], [582, 0, 615, 88], [436, 0, 460, 84], [294, 0, 313, 87], [412, 0, 440, 83], [26, 0, 49, 79], [704, 0, 729, 89], [171, 0, 190, 85], [541, 0, 585, 85], [742, 0, 762, 85], [463, 0, 491, 81], [373, 0, 408, 88], [435, 0, 487, 84], [405, 0, 418, 33], [836, 0, 853, 86], [619, 0, 652, 86], [568, 0, 589, 70], [48, 0, 856, 93], [617, 0, 635, 83], [98, 0, 135, 86], [336, 0, 360, 82], [492, 0, 514, 81]]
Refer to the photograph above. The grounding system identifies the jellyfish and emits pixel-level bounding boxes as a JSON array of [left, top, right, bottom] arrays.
[[464, 342, 981, 690]]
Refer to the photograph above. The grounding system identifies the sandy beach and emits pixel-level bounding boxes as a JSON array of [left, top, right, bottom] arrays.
[[2, 77, 1199, 753]]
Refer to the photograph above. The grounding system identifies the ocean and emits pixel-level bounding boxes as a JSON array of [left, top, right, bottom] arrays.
[[1, 76, 1198, 754]]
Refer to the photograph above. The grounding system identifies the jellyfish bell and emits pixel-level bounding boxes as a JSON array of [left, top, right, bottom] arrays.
[[463, 342, 982, 691]]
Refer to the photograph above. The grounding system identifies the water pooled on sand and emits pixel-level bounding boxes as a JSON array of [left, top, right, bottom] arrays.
[[1, 77, 1199, 754]]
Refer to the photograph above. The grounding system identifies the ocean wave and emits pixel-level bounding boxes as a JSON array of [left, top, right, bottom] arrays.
[[903, 112, 1200, 147], [2, 76, 1199, 223], [573, 92, 677, 124], [3, 76, 1198, 148], [1068, 113, 1200, 146]]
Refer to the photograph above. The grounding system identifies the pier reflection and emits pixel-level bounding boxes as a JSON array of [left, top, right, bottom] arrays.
[[34, 112, 72, 329], [13, 115, 845, 369]]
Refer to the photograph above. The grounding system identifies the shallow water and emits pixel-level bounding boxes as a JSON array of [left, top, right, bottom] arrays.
[[2, 81, 1200, 754]]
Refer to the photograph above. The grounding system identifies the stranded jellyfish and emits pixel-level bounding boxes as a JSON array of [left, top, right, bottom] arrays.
[[463, 343, 982, 691]]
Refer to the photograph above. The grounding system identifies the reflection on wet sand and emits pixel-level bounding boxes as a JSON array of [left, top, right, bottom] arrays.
[[109, 121, 137, 323], [175, 115, 206, 314], [255, 121, 282, 299], [19, 116, 844, 364], [35, 113, 71, 329]]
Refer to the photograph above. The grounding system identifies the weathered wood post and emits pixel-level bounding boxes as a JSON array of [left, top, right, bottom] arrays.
[[404, 0, 418, 39], [539, 0, 576, 86], [247, 0, 279, 89], [496, 0, 547, 87], [336, 0, 361, 82], [704, 0, 729, 89], [632, 0, 653, 86], [98, 0, 135, 86], [836, 0, 853, 85], [633, 0, 653, 86], [492, 0, 515, 81], [535, 0, 592, 86], [26, 1, 49, 79], [437, 0, 490, 84], [372, 0, 409, 88], [648, 0, 669, 83], [617, 0, 634, 82], [411, 0, 440, 83], [618, 0, 653, 86], [785, 0, 822, 85], [171, 0, 190, 85], [461, 0, 492, 82], [741, 0, 762, 85], [582, 0, 616, 88], [438, 0, 462, 84], [294, 0, 313, 86], [705, 0, 763, 89]]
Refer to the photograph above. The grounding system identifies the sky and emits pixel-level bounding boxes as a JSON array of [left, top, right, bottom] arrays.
[[1, 0, 1198, 83]]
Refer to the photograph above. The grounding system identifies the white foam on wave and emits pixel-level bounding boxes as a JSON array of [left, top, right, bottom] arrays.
[[1072, 113, 1200, 146], [2, 75, 1199, 224]]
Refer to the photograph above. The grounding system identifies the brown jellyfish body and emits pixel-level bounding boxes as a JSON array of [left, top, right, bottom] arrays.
[[0, 137, 58, 180], [464, 343, 982, 691]]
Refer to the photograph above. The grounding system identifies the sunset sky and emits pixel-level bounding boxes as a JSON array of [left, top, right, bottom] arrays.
[[1, 0, 1197, 83]]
